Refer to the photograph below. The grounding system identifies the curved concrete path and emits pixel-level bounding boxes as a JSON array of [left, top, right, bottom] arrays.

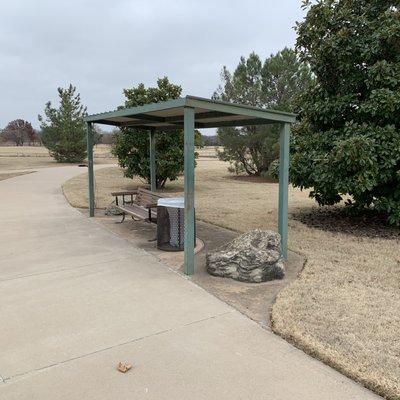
[[0, 167, 380, 400]]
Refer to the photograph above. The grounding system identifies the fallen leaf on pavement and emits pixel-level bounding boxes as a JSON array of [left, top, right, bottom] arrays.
[[117, 362, 133, 373]]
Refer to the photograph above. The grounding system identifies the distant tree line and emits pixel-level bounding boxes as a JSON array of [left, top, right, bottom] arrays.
[[201, 135, 218, 146], [0, 123, 115, 147], [100, 130, 116, 145], [1, 119, 40, 146]]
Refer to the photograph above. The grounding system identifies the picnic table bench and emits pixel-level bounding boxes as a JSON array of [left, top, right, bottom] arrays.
[[111, 187, 165, 223]]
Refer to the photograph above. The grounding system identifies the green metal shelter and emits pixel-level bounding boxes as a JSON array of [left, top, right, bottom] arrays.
[[84, 95, 296, 275]]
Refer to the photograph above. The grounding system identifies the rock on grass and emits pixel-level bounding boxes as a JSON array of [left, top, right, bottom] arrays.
[[206, 229, 285, 283]]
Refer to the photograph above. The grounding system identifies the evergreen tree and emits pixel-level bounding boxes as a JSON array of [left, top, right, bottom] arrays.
[[214, 49, 312, 175], [39, 84, 87, 162]]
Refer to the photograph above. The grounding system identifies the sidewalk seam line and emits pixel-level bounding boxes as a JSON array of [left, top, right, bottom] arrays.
[[0, 255, 135, 283], [3, 310, 234, 384]]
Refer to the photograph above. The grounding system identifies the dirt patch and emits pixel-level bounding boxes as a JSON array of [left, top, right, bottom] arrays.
[[226, 174, 278, 184], [292, 206, 400, 239]]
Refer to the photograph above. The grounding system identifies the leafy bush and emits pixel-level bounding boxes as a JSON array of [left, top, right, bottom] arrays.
[[112, 77, 201, 188], [291, 0, 400, 224], [268, 159, 280, 179]]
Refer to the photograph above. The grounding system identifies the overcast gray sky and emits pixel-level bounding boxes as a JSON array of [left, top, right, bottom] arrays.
[[0, 0, 304, 130]]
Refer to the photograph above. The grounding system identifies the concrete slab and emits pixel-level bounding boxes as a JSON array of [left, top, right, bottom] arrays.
[[0, 166, 381, 399], [2, 312, 377, 400], [1, 258, 229, 378], [91, 213, 305, 328], [92, 211, 204, 271]]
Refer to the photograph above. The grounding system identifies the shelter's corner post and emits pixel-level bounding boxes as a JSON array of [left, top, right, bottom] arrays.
[[149, 128, 156, 192], [86, 122, 95, 217], [278, 122, 290, 260], [184, 106, 195, 275]]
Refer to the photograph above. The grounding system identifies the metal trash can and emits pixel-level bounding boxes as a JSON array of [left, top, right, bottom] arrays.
[[156, 197, 195, 251]]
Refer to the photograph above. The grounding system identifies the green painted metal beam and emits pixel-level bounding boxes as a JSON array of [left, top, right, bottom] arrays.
[[149, 128, 156, 192], [278, 123, 290, 259], [118, 120, 165, 127], [86, 122, 95, 217], [94, 118, 276, 130], [183, 107, 195, 275], [185, 96, 297, 124], [85, 96, 296, 126], [96, 119, 123, 127], [164, 110, 236, 122], [132, 114, 165, 123], [101, 122, 154, 130], [200, 118, 278, 129], [84, 97, 186, 122]]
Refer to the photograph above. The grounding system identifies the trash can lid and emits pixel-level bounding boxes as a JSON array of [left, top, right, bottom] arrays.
[[157, 197, 185, 208]]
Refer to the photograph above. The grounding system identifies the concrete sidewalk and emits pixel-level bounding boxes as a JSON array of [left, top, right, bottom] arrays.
[[0, 166, 380, 399]]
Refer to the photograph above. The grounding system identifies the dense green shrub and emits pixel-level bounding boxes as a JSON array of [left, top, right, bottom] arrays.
[[291, 0, 400, 224], [112, 77, 201, 188]]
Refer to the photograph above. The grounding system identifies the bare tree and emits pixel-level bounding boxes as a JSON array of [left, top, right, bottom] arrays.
[[2, 119, 35, 146], [27, 128, 38, 145], [100, 130, 116, 145]]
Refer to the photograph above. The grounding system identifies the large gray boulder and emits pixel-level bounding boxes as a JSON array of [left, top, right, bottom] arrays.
[[206, 229, 285, 283]]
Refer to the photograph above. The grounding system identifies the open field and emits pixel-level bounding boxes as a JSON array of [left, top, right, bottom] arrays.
[[61, 160, 313, 222], [0, 144, 113, 157], [62, 160, 400, 399], [0, 145, 115, 171], [0, 145, 216, 171]]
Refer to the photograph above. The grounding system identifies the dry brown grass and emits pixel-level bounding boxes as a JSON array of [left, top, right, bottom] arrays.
[[0, 145, 116, 171], [62, 160, 313, 226], [62, 160, 400, 399], [62, 167, 144, 209], [0, 144, 113, 157]]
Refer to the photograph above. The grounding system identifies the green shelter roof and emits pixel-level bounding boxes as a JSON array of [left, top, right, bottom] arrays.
[[84, 95, 296, 130]]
